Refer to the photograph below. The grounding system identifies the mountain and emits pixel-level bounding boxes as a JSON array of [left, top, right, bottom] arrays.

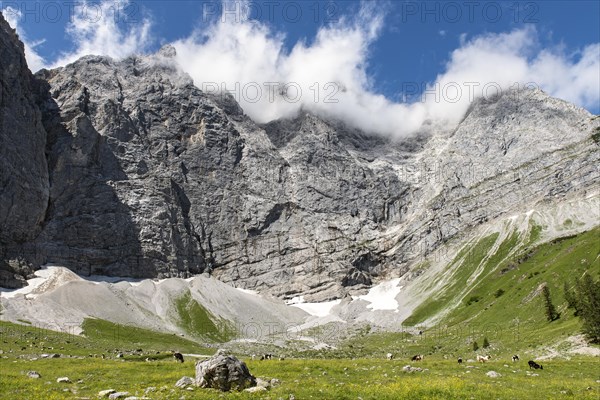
[[0, 12, 599, 305]]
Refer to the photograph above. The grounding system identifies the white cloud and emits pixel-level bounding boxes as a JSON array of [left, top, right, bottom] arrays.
[[5, 1, 599, 136], [51, 0, 153, 67], [173, 6, 600, 137], [172, 2, 427, 136], [3, 1, 152, 71], [530, 44, 600, 110], [427, 28, 600, 124], [2, 6, 47, 72]]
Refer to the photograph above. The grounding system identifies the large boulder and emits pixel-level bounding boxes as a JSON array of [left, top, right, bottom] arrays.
[[195, 349, 256, 391]]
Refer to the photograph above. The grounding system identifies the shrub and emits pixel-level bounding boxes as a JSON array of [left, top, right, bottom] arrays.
[[592, 127, 600, 144], [482, 337, 490, 348], [465, 295, 481, 306]]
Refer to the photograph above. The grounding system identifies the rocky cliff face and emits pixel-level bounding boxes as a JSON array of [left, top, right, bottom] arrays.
[[0, 14, 598, 299], [0, 14, 49, 287]]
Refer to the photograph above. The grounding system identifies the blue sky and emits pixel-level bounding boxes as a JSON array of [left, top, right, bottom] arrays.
[[3, 1, 599, 135]]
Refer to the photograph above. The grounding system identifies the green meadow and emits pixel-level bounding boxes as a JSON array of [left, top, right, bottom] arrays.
[[1, 227, 599, 399]]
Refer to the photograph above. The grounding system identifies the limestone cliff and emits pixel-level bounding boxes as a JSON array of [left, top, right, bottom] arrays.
[[0, 13, 598, 300]]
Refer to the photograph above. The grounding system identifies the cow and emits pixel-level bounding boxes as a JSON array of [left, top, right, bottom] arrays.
[[173, 352, 184, 363], [411, 354, 424, 361], [386, 353, 394, 360], [512, 355, 519, 362], [457, 357, 463, 364], [528, 360, 543, 370], [477, 355, 491, 363]]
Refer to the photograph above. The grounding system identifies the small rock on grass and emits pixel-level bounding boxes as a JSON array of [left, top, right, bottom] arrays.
[[56, 377, 71, 383], [486, 371, 501, 378], [256, 378, 271, 388], [245, 386, 267, 393], [175, 376, 194, 388], [27, 371, 41, 379], [98, 389, 116, 397], [108, 392, 129, 400]]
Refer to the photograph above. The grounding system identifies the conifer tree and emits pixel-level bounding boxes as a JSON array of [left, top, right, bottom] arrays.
[[542, 285, 559, 322]]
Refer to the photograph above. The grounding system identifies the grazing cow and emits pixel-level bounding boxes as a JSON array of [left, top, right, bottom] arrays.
[[260, 353, 273, 360], [173, 352, 184, 363], [386, 353, 394, 360], [457, 357, 463, 364], [251, 354, 256, 360], [477, 355, 491, 363], [411, 354, 424, 361], [512, 355, 519, 362], [528, 360, 543, 370]]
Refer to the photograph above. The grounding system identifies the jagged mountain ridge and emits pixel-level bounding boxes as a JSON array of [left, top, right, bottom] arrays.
[[0, 13, 598, 301]]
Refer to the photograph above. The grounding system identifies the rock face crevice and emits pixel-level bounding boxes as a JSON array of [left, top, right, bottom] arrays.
[[0, 13, 598, 298]]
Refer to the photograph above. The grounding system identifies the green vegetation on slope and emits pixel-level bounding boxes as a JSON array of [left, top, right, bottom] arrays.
[[174, 290, 235, 342], [402, 227, 600, 356], [403, 233, 499, 325], [563, 273, 600, 343], [81, 318, 211, 354]]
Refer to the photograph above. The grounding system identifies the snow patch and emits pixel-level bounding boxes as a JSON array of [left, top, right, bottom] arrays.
[[291, 299, 341, 317], [357, 278, 403, 311], [235, 287, 259, 296], [285, 296, 305, 305], [86, 275, 145, 286], [0, 266, 71, 299]]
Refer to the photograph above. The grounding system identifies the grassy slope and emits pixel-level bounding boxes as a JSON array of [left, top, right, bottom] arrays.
[[173, 290, 235, 342], [357, 227, 600, 360], [439, 227, 599, 349], [403, 232, 500, 325], [81, 318, 212, 355], [1, 320, 598, 399]]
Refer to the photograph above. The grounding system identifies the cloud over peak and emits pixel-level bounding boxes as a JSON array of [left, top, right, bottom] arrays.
[[3, 1, 599, 137]]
